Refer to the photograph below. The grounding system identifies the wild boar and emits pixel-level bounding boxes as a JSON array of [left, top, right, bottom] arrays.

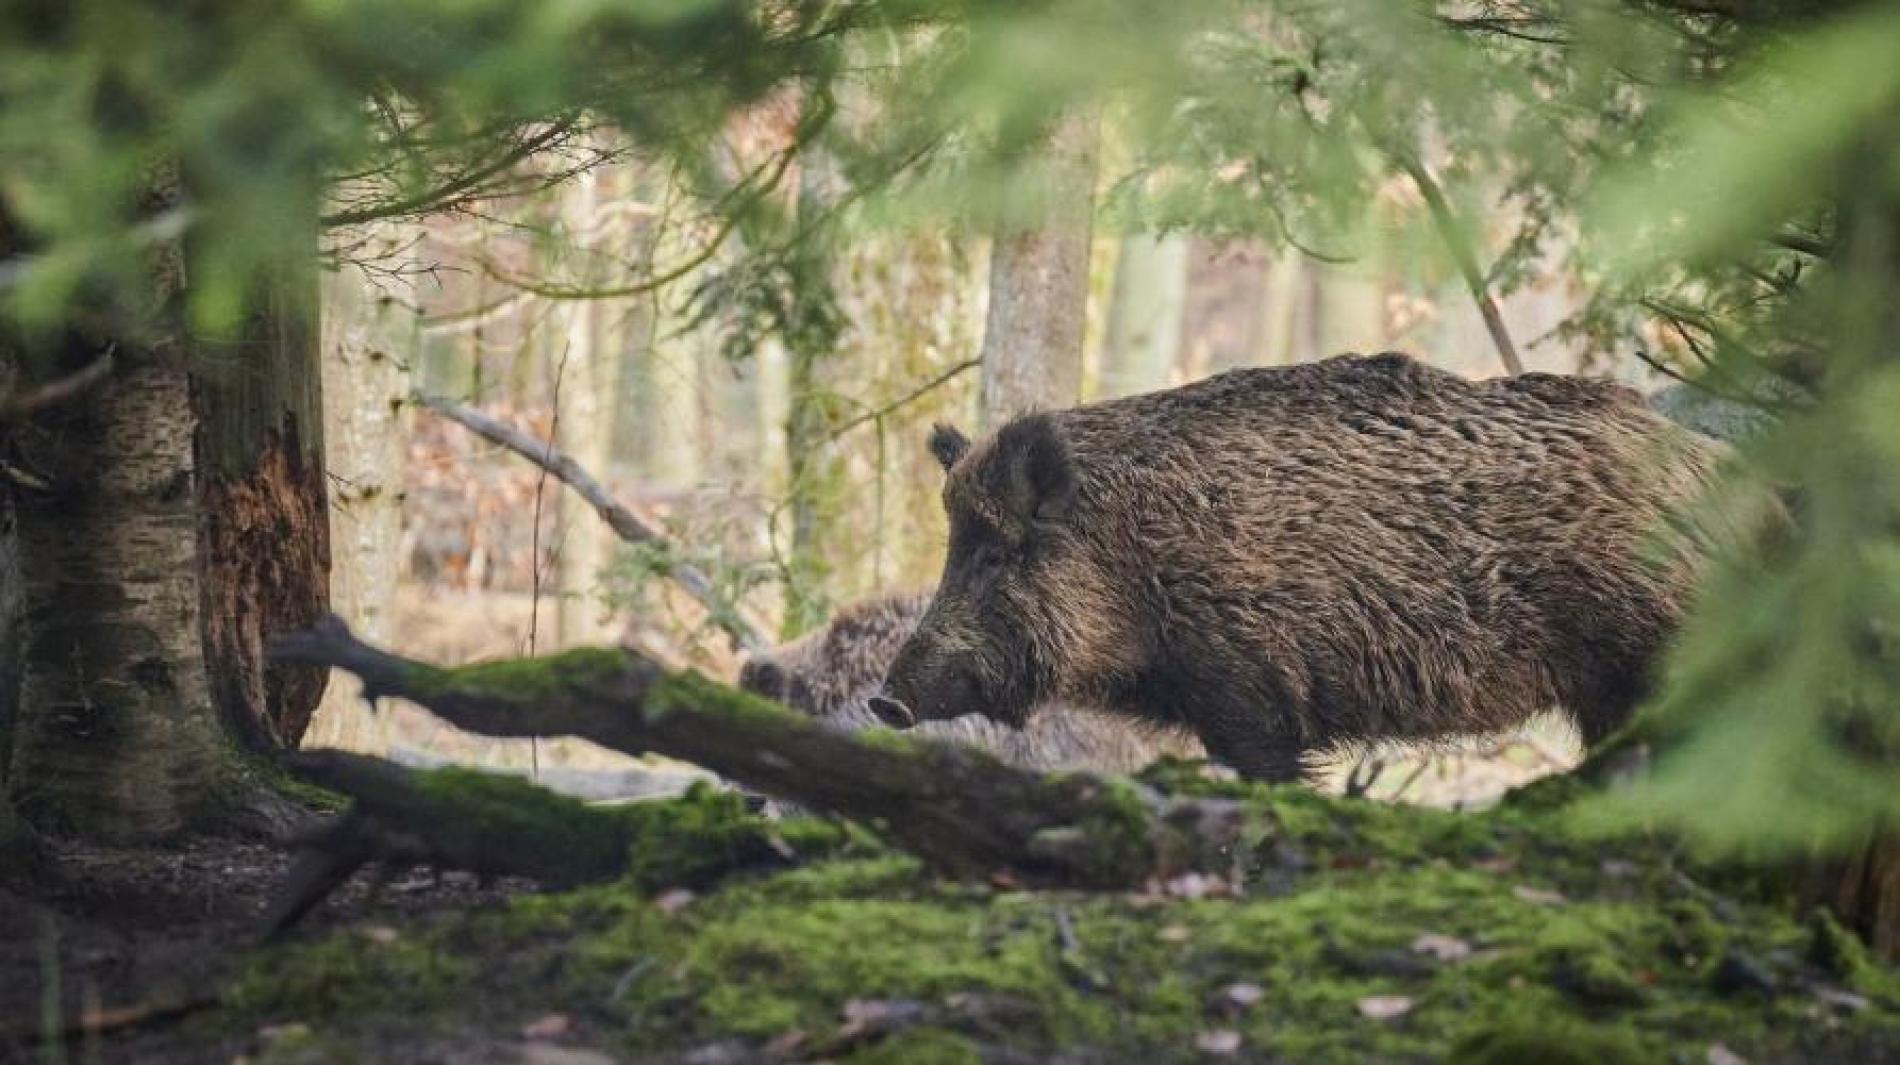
[[739, 593, 1201, 774], [871, 352, 1725, 782]]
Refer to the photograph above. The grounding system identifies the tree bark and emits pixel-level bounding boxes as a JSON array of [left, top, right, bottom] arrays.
[[306, 241, 417, 751], [0, 473, 16, 790], [11, 343, 230, 839], [979, 112, 1100, 430], [1099, 232, 1188, 398], [194, 245, 332, 753], [554, 154, 618, 648]]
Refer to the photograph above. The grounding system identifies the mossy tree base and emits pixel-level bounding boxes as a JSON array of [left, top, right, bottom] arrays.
[[267, 617, 1254, 908]]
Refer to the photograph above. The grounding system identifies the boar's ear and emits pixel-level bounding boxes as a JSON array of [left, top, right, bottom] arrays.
[[995, 414, 1075, 528], [737, 658, 786, 702], [927, 423, 971, 472]]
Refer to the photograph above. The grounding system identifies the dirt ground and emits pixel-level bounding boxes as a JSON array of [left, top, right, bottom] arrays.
[[0, 835, 541, 1064]]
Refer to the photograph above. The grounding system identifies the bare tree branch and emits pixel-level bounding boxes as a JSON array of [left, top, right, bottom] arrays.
[[1396, 155, 1526, 376], [412, 391, 770, 654], [822, 358, 981, 444], [0, 348, 116, 421], [321, 117, 585, 228]]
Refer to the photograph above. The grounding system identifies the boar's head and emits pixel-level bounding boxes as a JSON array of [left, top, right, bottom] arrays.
[[872, 414, 1132, 731]]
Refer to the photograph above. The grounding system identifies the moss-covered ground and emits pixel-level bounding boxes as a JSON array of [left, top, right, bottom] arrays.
[[184, 770, 1900, 1064]]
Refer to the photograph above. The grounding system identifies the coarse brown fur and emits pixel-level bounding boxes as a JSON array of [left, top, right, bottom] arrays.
[[879, 352, 1727, 782], [739, 594, 1201, 774]]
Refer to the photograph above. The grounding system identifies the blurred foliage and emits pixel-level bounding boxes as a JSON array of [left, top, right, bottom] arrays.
[[5, 0, 1900, 856]]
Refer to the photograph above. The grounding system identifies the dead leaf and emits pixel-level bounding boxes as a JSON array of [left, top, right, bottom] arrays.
[[1411, 934, 1472, 962], [1356, 995, 1416, 1021], [654, 889, 695, 913], [1167, 873, 1214, 899], [763, 1030, 807, 1056], [1512, 885, 1568, 907], [360, 925, 400, 944], [840, 998, 928, 1030], [1196, 1029, 1243, 1055], [521, 1013, 571, 1040], [1159, 924, 1192, 943], [1222, 983, 1265, 1009], [1707, 1044, 1748, 1065]]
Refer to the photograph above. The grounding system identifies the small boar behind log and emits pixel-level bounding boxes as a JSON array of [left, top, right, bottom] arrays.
[[739, 593, 1202, 774], [872, 352, 1728, 782]]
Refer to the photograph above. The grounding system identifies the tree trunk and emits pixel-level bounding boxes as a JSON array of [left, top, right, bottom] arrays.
[[1256, 253, 1306, 365], [979, 112, 1100, 430], [0, 476, 19, 853], [1099, 232, 1188, 399], [554, 159, 618, 648], [194, 247, 331, 753], [306, 242, 417, 751], [0, 475, 16, 791], [1804, 130, 1900, 961], [11, 342, 230, 839]]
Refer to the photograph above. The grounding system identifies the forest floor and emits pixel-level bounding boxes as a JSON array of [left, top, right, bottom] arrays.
[[5, 767, 1900, 1065]]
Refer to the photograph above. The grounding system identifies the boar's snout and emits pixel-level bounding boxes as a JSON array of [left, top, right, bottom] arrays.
[[866, 695, 915, 729], [880, 636, 988, 728]]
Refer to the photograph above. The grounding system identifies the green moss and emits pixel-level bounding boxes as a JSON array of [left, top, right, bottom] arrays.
[[202, 781, 1900, 1063], [226, 931, 471, 1020], [644, 670, 814, 727], [1451, 1015, 1648, 1065], [411, 766, 633, 881], [413, 647, 635, 702], [621, 782, 849, 892], [1809, 906, 1875, 986], [1059, 776, 1159, 884]]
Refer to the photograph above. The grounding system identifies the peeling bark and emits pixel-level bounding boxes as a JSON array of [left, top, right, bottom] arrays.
[[195, 260, 331, 751]]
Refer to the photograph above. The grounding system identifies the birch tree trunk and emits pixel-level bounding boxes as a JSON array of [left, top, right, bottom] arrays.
[[306, 238, 418, 751], [11, 342, 230, 839], [978, 112, 1100, 429], [1099, 232, 1188, 398]]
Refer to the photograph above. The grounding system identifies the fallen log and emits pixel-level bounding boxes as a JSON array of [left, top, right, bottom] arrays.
[[270, 617, 1250, 895]]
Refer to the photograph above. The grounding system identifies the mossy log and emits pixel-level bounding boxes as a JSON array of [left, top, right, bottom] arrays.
[[269, 617, 1249, 894]]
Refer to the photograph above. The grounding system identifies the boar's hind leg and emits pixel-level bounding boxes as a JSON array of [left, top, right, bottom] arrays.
[[1192, 715, 1308, 784]]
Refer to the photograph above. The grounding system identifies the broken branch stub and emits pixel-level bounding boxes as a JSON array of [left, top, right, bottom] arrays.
[[270, 617, 1250, 890]]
